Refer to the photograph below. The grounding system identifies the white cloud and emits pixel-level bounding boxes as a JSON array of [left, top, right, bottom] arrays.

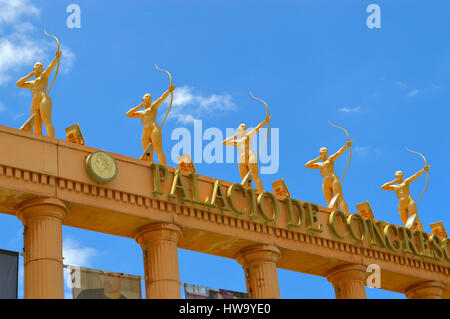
[[63, 238, 97, 299], [354, 145, 382, 157], [176, 114, 196, 124], [172, 86, 195, 106], [60, 44, 76, 74], [12, 112, 25, 120], [396, 81, 409, 88], [354, 146, 370, 156], [1, 104, 26, 122], [431, 84, 441, 89], [63, 238, 96, 267], [62, 238, 97, 299], [0, 3, 75, 85], [408, 89, 420, 97], [0, 24, 48, 84], [162, 86, 236, 124], [337, 106, 361, 113], [397, 82, 441, 98], [0, 0, 40, 25]]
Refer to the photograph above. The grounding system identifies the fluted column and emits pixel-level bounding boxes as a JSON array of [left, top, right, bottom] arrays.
[[327, 264, 367, 299], [16, 198, 68, 299], [236, 244, 281, 299], [134, 223, 182, 299], [405, 281, 445, 299]]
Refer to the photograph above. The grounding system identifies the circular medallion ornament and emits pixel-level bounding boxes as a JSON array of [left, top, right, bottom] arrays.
[[86, 151, 118, 184]]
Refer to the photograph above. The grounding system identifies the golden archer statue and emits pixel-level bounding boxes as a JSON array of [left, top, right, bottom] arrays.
[[381, 148, 429, 231], [16, 31, 61, 137], [305, 122, 352, 215], [126, 65, 175, 166], [222, 92, 271, 193]]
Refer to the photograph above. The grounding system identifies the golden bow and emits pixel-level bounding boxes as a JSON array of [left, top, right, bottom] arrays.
[[328, 121, 351, 183], [249, 92, 270, 159], [155, 64, 173, 129], [44, 30, 60, 94], [405, 147, 429, 206]]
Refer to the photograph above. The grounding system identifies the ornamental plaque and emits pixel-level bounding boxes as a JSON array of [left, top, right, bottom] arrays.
[[86, 151, 118, 184]]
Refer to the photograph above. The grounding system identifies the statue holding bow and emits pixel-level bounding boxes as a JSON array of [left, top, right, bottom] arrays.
[[381, 148, 429, 231], [126, 65, 175, 166], [16, 30, 61, 137], [305, 122, 353, 215], [222, 92, 271, 193]]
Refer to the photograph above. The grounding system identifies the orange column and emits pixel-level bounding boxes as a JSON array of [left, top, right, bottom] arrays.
[[405, 281, 445, 299], [16, 198, 68, 299], [327, 264, 367, 299], [134, 223, 182, 299], [236, 244, 281, 299]]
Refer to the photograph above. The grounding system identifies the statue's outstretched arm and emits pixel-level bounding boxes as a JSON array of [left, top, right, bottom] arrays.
[[381, 179, 397, 191], [126, 103, 144, 118], [305, 156, 322, 169], [223, 134, 238, 146], [16, 72, 34, 89], [247, 116, 271, 137], [329, 140, 352, 161], [43, 51, 61, 78], [405, 166, 429, 184], [152, 85, 175, 109]]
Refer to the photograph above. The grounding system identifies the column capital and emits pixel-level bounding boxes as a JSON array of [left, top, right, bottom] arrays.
[[326, 264, 367, 283], [16, 197, 66, 299], [134, 223, 183, 299], [134, 223, 183, 246], [326, 264, 367, 299], [405, 281, 446, 299], [236, 244, 281, 266], [16, 197, 68, 223], [235, 244, 281, 299]]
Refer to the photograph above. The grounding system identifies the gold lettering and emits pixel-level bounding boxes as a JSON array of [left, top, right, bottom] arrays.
[[429, 235, 444, 261], [257, 191, 279, 222], [384, 224, 402, 252], [168, 169, 191, 202], [285, 198, 305, 228], [305, 202, 323, 233], [226, 184, 247, 215], [347, 214, 368, 242], [399, 227, 420, 256], [209, 180, 230, 211], [190, 173, 201, 201], [366, 219, 386, 248], [150, 163, 169, 196], [329, 210, 347, 239], [441, 238, 450, 263], [247, 188, 259, 219], [189, 173, 213, 207], [414, 231, 433, 259]]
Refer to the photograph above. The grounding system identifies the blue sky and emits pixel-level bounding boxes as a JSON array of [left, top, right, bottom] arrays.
[[0, 0, 449, 299]]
